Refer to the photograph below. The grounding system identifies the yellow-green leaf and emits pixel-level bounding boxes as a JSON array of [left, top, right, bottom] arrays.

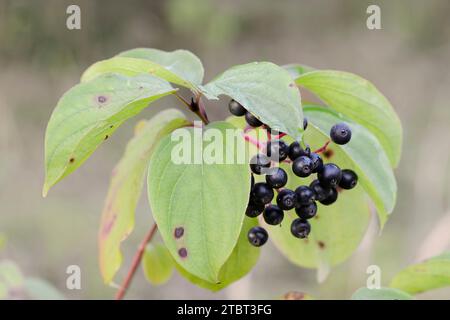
[[142, 243, 175, 286]]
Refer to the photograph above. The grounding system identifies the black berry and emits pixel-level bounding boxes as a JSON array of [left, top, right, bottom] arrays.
[[303, 117, 308, 130], [228, 99, 246, 116], [317, 163, 342, 187], [288, 141, 311, 161], [330, 122, 352, 145], [339, 169, 358, 190], [245, 201, 265, 218], [295, 202, 317, 220], [266, 140, 289, 162], [319, 187, 338, 205], [245, 112, 263, 127], [249, 154, 270, 175], [251, 182, 274, 204], [309, 179, 332, 202], [248, 226, 268, 247], [295, 185, 315, 205], [309, 153, 323, 173], [292, 156, 313, 178], [263, 205, 284, 225], [265, 167, 288, 189], [276, 189, 297, 210], [291, 218, 311, 239]]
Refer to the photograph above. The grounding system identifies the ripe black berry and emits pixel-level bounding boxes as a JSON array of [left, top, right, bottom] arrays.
[[295, 202, 317, 220], [303, 117, 308, 130], [317, 163, 342, 187], [339, 169, 358, 189], [266, 140, 289, 162], [330, 122, 352, 145], [309, 153, 323, 173], [319, 187, 338, 205], [276, 189, 297, 210], [245, 201, 265, 218], [228, 99, 246, 116], [309, 179, 332, 202], [292, 156, 313, 178], [248, 226, 268, 247], [263, 205, 284, 225], [251, 182, 274, 204], [295, 185, 315, 205], [249, 154, 270, 175], [265, 167, 288, 189], [291, 218, 311, 239], [288, 141, 311, 161], [245, 112, 263, 127]]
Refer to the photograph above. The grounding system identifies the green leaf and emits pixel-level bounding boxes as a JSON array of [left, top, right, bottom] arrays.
[[81, 48, 204, 91], [203, 62, 303, 139], [147, 121, 251, 282], [283, 64, 315, 79], [304, 105, 397, 227], [43, 73, 176, 196], [0, 260, 24, 299], [98, 109, 189, 284], [351, 287, 413, 300], [295, 70, 402, 167], [24, 278, 65, 300], [176, 217, 260, 291], [389, 252, 450, 295], [142, 243, 175, 286]]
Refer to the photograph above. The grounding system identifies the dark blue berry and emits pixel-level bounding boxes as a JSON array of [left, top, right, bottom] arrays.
[[292, 156, 313, 177], [291, 218, 311, 239], [319, 187, 338, 205], [245, 112, 263, 127], [318, 163, 342, 187], [330, 123, 352, 145], [309, 179, 332, 202], [266, 140, 289, 162], [309, 153, 323, 173], [245, 201, 265, 218], [276, 189, 297, 210], [339, 169, 358, 189], [263, 205, 284, 225], [228, 99, 246, 116], [252, 182, 274, 204], [250, 154, 270, 175], [295, 202, 317, 220], [295, 185, 315, 205], [288, 141, 311, 161], [248, 226, 268, 247], [265, 167, 288, 189]]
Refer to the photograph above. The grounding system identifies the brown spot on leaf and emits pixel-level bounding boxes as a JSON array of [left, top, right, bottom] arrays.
[[317, 241, 325, 249], [178, 248, 188, 258], [104, 135, 109, 140], [69, 157, 75, 163], [97, 95, 108, 104], [174, 227, 184, 239], [314, 215, 319, 220], [109, 125, 114, 129], [323, 149, 334, 159], [289, 82, 295, 88], [336, 187, 343, 193]]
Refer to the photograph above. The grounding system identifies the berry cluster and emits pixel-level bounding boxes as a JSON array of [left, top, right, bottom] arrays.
[[228, 100, 358, 247]]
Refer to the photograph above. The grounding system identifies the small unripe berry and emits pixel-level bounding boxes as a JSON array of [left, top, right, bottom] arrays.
[[248, 226, 268, 247], [330, 122, 352, 145], [228, 99, 246, 116], [291, 218, 311, 239], [245, 111, 263, 127], [319, 187, 338, 205], [245, 201, 265, 218], [251, 182, 274, 204], [276, 189, 297, 210], [266, 140, 289, 162], [265, 167, 288, 189], [288, 141, 311, 161], [292, 156, 313, 177], [309, 152, 323, 173], [249, 154, 270, 175], [295, 185, 315, 205], [309, 179, 332, 202], [295, 202, 317, 220], [339, 169, 358, 189], [263, 205, 284, 225], [318, 163, 342, 187]]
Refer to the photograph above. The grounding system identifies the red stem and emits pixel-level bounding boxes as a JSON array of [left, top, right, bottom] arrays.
[[313, 140, 331, 154], [115, 223, 158, 300]]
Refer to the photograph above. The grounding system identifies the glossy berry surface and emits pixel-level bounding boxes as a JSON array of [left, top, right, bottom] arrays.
[[290, 218, 311, 239], [318, 163, 342, 187], [339, 169, 358, 189], [295, 185, 315, 205], [228, 99, 246, 116], [265, 167, 288, 189], [263, 205, 284, 225], [248, 226, 268, 247], [295, 202, 317, 220], [245, 201, 265, 218], [266, 140, 289, 162], [276, 189, 297, 210], [251, 182, 274, 204], [309, 179, 332, 202], [309, 152, 323, 173], [288, 142, 310, 161], [245, 112, 263, 127], [292, 156, 313, 177], [330, 122, 352, 145], [319, 187, 338, 205], [249, 154, 270, 175]]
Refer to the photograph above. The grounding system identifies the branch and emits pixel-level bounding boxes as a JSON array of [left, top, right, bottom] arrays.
[[115, 223, 158, 300]]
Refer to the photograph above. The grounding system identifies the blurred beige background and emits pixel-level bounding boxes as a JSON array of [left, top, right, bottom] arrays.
[[0, 0, 449, 299]]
